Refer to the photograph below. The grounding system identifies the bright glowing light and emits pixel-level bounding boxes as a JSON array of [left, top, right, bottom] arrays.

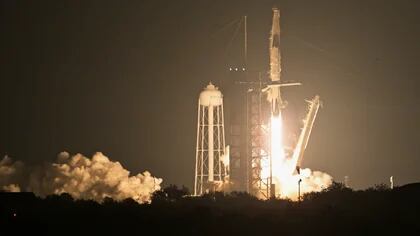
[[264, 114, 332, 200], [268, 114, 296, 198], [270, 116, 285, 174]]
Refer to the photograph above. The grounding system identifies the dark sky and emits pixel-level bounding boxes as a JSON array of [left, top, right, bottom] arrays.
[[1, 0, 420, 190]]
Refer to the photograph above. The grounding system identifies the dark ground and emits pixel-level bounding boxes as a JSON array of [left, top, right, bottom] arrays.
[[1, 182, 419, 235]]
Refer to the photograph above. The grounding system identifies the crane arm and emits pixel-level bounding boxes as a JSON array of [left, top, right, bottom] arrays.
[[291, 95, 321, 170]]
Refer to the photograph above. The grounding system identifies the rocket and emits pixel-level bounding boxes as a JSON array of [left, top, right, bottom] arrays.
[[268, 7, 282, 117], [264, 7, 301, 116]]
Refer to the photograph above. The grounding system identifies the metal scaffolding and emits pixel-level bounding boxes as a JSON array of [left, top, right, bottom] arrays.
[[246, 77, 272, 199]]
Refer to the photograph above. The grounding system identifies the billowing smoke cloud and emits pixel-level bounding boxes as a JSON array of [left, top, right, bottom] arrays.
[[0, 155, 24, 192], [273, 168, 333, 200], [0, 152, 162, 203], [300, 168, 333, 194]]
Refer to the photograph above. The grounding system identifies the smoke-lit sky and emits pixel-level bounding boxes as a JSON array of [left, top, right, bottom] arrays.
[[1, 0, 420, 190]]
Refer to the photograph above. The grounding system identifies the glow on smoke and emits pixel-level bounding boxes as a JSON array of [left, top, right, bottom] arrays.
[[265, 115, 332, 200]]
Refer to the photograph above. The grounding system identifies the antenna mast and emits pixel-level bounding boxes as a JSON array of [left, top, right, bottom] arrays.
[[244, 15, 247, 67]]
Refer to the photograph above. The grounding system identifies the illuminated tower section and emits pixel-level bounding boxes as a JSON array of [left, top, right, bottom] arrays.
[[194, 83, 228, 195]]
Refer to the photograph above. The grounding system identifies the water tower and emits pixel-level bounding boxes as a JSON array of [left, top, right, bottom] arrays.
[[194, 83, 228, 195]]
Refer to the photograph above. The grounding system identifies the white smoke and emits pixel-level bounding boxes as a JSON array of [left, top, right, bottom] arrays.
[[299, 168, 333, 194], [0, 155, 24, 190], [2, 184, 20, 192], [0, 152, 162, 203], [274, 167, 332, 200]]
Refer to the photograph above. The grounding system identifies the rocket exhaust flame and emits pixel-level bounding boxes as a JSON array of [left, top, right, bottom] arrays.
[[265, 100, 332, 200]]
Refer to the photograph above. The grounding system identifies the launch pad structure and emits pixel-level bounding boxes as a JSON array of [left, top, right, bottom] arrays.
[[246, 78, 272, 198], [194, 7, 321, 199]]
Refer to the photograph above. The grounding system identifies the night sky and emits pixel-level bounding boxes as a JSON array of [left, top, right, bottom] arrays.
[[1, 0, 419, 190]]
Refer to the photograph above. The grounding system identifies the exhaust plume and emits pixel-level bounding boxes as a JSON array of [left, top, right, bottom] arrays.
[[273, 167, 333, 200], [0, 152, 162, 203]]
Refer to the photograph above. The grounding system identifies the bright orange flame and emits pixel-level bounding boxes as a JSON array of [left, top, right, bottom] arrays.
[[270, 116, 285, 174], [266, 114, 332, 200], [269, 115, 297, 199]]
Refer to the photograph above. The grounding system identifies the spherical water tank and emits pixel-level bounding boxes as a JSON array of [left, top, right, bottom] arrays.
[[199, 82, 223, 106]]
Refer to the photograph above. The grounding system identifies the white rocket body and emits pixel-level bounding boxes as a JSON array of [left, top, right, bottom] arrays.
[[269, 8, 282, 117]]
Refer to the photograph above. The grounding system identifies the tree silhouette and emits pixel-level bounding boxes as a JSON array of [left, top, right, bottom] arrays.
[[152, 184, 189, 203]]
